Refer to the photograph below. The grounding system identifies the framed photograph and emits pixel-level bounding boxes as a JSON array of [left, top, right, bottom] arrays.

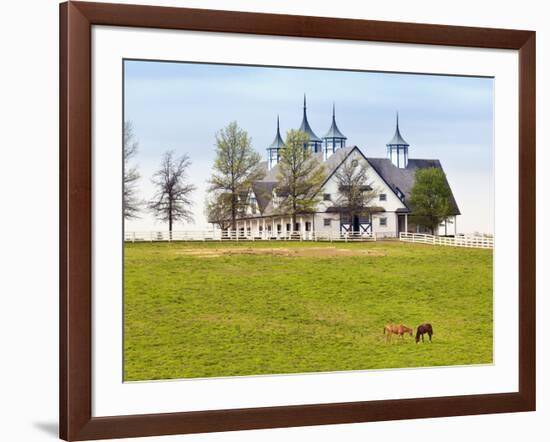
[[60, 1, 536, 440]]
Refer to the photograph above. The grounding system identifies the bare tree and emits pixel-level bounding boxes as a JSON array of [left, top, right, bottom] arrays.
[[334, 157, 379, 232], [276, 130, 326, 229], [205, 193, 233, 231], [208, 122, 265, 230], [123, 121, 141, 219], [149, 151, 196, 235]]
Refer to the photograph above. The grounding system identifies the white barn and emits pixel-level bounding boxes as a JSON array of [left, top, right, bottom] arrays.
[[231, 98, 460, 238]]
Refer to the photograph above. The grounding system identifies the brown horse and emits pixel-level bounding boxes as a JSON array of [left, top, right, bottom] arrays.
[[416, 323, 433, 343], [384, 324, 413, 342]]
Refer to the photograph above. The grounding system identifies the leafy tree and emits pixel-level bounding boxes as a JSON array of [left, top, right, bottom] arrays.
[[149, 151, 196, 235], [208, 122, 264, 230], [205, 193, 233, 231], [334, 157, 379, 231], [276, 130, 326, 229], [409, 167, 453, 234], [123, 121, 141, 219]]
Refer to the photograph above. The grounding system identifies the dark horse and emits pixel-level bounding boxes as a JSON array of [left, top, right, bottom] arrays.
[[416, 323, 433, 343]]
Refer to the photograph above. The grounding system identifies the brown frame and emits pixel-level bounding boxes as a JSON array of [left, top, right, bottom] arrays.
[[59, 1, 536, 440]]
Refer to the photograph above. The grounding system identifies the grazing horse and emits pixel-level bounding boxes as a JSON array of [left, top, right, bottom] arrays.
[[384, 324, 413, 342], [416, 323, 433, 343]]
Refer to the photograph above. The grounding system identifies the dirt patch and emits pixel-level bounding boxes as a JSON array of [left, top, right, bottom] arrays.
[[176, 246, 384, 258]]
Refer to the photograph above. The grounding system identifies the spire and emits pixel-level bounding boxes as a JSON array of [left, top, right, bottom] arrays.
[[387, 111, 409, 146], [299, 94, 321, 142], [269, 114, 284, 149], [301, 94, 307, 126], [387, 111, 409, 169], [323, 102, 346, 140]]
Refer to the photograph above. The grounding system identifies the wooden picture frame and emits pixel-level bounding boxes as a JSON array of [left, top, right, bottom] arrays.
[[59, 1, 536, 440]]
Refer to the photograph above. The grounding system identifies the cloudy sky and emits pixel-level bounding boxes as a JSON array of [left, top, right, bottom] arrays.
[[124, 60, 494, 234]]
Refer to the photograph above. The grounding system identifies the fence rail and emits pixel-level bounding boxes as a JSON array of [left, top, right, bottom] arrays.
[[399, 232, 493, 249], [124, 230, 377, 243]]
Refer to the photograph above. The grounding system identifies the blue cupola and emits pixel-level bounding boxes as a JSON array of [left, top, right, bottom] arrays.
[[323, 103, 347, 159], [267, 115, 284, 169], [386, 112, 410, 168]]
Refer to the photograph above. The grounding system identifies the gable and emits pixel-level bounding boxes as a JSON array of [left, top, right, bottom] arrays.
[[250, 181, 277, 213], [319, 148, 407, 213]]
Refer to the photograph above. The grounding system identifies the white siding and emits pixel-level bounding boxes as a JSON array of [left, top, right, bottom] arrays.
[[372, 212, 398, 238], [313, 213, 341, 236], [437, 216, 457, 236], [318, 148, 407, 236]]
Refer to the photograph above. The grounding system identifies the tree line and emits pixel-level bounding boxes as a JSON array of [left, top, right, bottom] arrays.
[[124, 122, 196, 236], [124, 120, 453, 234]]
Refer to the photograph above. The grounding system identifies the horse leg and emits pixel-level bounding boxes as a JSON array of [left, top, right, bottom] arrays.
[[429, 332, 432, 342], [421, 333, 424, 343]]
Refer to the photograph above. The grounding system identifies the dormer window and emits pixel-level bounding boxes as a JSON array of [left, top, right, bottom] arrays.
[[395, 187, 405, 201]]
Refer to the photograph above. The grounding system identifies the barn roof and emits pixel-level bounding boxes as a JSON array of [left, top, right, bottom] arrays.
[[251, 180, 277, 213], [367, 157, 461, 215]]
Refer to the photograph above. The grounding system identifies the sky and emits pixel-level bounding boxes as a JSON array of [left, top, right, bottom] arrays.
[[124, 60, 494, 235]]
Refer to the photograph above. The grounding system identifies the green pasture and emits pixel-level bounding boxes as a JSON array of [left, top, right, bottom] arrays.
[[124, 240, 493, 381]]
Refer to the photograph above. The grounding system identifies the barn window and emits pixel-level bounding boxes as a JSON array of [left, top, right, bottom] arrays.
[[351, 159, 359, 167], [324, 218, 331, 226], [379, 217, 387, 226], [323, 193, 331, 201], [379, 193, 387, 201]]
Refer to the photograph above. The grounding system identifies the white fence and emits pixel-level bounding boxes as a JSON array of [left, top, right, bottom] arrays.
[[124, 230, 376, 243], [399, 232, 493, 249]]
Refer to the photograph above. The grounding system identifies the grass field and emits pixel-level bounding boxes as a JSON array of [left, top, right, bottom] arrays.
[[124, 240, 493, 381]]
